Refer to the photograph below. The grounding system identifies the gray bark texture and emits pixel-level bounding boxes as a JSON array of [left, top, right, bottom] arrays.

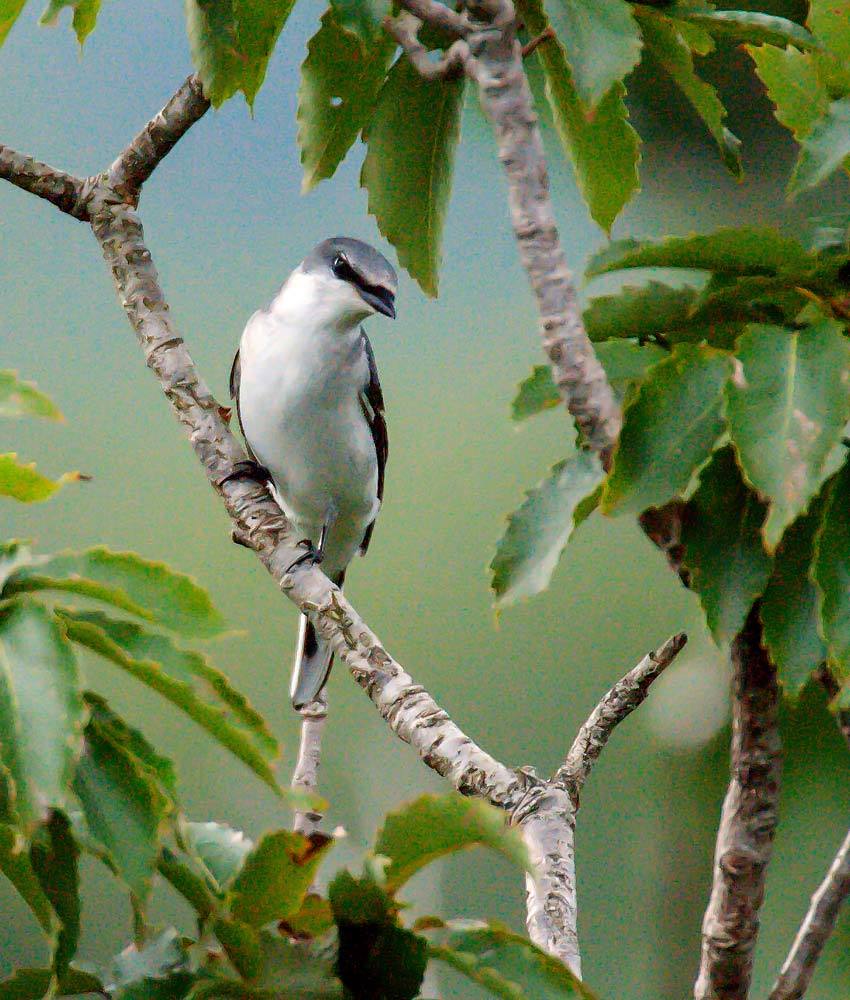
[[0, 67, 685, 981], [694, 605, 782, 1000], [769, 827, 850, 1000]]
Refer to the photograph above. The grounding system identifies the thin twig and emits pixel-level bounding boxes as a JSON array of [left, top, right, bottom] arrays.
[[769, 827, 850, 1000], [383, 14, 470, 79], [695, 604, 782, 1000], [291, 691, 328, 837], [521, 25, 554, 57], [555, 632, 688, 797], [396, 0, 472, 37], [107, 75, 209, 203]]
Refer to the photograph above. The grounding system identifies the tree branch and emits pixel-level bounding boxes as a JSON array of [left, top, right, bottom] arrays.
[[291, 692, 329, 838], [383, 14, 471, 79], [769, 827, 850, 1000], [0, 145, 89, 219], [695, 604, 782, 1000], [106, 74, 210, 203], [396, 0, 622, 463], [555, 632, 688, 798]]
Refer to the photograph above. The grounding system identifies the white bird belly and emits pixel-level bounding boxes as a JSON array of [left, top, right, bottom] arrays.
[[237, 317, 379, 577]]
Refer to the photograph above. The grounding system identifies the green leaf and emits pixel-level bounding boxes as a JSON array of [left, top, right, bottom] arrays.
[[38, 0, 100, 44], [0, 599, 84, 828], [113, 972, 196, 1000], [747, 46, 828, 140], [762, 493, 828, 692], [814, 461, 850, 680], [0, 371, 62, 420], [157, 847, 219, 918], [29, 811, 80, 979], [671, 8, 817, 50], [213, 918, 263, 980], [55, 609, 278, 790], [808, 0, 850, 93], [788, 98, 850, 196], [328, 869, 391, 925], [185, 0, 295, 108], [338, 923, 426, 1000], [585, 282, 697, 342], [361, 56, 464, 296], [0, 540, 33, 594], [0, 824, 55, 933], [374, 793, 530, 893], [297, 8, 394, 191], [6, 546, 227, 638], [490, 451, 606, 607], [603, 344, 730, 515], [432, 923, 596, 999], [512, 366, 562, 422], [251, 932, 342, 999], [587, 226, 813, 278], [0, 968, 102, 1000], [184, 820, 252, 890], [519, 0, 639, 231], [636, 8, 741, 176], [229, 830, 333, 927], [543, 0, 642, 110], [0, 454, 80, 503], [109, 928, 189, 990], [74, 706, 169, 901], [725, 320, 850, 550], [329, 0, 388, 48], [0, 0, 27, 47], [681, 445, 773, 644]]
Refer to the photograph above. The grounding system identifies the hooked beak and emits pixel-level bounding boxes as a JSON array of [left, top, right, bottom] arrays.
[[358, 286, 396, 319]]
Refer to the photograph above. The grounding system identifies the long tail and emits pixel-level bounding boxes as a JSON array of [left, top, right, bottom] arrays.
[[290, 615, 334, 710]]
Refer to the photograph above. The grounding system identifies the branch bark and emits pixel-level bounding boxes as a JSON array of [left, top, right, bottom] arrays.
[[769, 827, 850, 1000], [694, 604, 782, 1000]]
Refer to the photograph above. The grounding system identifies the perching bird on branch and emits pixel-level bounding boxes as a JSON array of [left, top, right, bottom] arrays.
[[230, 237, 396, 709]]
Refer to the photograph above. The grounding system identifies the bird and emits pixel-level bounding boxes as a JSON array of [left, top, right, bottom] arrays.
[[229, 237, 396, 710]]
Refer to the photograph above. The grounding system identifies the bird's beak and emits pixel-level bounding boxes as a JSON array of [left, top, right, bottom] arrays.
[[358, 287, 396, 319]]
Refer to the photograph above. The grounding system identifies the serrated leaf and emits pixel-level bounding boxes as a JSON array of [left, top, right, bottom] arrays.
[[490, 451, 605, 607], [361, 56, 464, 296], [0, 968, 102, 1000], [725, 320, 850, 550], [585, 282, 698, 342], [6, 546, 227, 638], [109, 928, 189, 990], [0, 0, 27, 46], [184, 820, 252, 890], [30, 811, 80, 979], [603, 344, 730, 515], [814, 460, 850, 679], [586, 226, 813, 278], [0, 371, 62, 420], [0, 599, 84, 828], [55, 610, 278, 792], [0, 824, 55, 933], [374, 794, 530, 893], [185, 0, 295, 108], [39, 0, 100, 44], [297, 8, 394, 191], [671, 8, 817, 50], [329, 0, 388, 48], [681, 445, 773, 644], [788, 98, 850, 196], [229, 830, 333, 927], [762, 493, 828, 692], [636, 8, 741, 176], [433, 923, 597, 998], [543, 0, 642, 110], [519, 0, 639, 231], [747, 46, 828, 140], [0, 454, 80, 503], [74, 708, 169, 901], [328, 869, 392, 925]]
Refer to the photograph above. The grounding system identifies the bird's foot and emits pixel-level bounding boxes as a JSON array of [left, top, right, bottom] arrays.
[[286, 538, 324, 573], [220, 459, 272, 487]]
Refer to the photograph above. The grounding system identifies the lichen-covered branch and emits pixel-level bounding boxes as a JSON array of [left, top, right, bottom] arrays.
[[0, 145, 88, 219], [291, 692, 329, 838], [556, 632, 688, 798], [383, 13, 471, 79], [769, 827, 850, 1000], [695, 605, 782, 1000], [393, 0, 622, 462], [106, 75, 210, 202]]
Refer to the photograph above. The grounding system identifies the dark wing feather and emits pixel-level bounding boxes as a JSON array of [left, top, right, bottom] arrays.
[[229, 348, 261, 465], [359, 331, 388, 555]]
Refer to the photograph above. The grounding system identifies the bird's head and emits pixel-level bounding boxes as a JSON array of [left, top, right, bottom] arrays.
[[291, 237, 397, 330]]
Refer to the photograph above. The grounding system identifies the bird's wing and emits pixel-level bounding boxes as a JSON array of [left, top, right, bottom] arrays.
[[229, 347, 261, 465], [358, 331, 388, 555]]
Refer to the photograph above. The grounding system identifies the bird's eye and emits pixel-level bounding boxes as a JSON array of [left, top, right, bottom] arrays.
[[332, 254, 349, 279]]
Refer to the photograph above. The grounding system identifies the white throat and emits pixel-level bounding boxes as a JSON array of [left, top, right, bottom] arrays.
[[269, 267, 371, 335]]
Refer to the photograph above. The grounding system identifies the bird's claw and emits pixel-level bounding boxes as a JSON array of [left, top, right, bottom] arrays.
[[286, 538, 324, 573], [220, 459, 272, 487]]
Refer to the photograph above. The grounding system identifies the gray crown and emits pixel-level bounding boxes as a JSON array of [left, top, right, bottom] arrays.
[[304, 237, 397, 293]]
